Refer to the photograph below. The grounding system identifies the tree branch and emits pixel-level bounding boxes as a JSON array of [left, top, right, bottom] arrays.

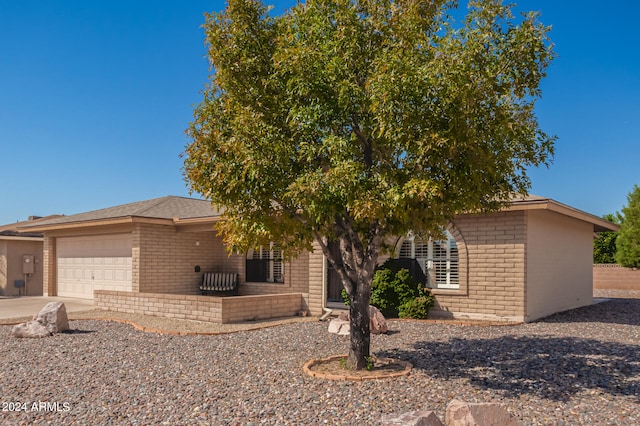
[[351, 115, 373, 169]]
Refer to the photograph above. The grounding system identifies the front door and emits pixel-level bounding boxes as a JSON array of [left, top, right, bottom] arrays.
[[326, 240, 344, 302]]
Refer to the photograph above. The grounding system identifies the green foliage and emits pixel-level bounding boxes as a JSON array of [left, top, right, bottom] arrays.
[[594, 232, 618, 264], [594, 213, 621, 264], [184, 0, 555, 367], [616, 185, 640, 268], [365, 356, 374, 371], [344, 260, 434, 318], [370, 266, 419, 317], [399, 296, 435, 320], [185, 0, 555, 257], [339, 357, 347, 369]]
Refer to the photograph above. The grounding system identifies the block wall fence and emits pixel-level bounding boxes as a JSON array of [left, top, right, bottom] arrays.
[[593, 264, 640, 290]]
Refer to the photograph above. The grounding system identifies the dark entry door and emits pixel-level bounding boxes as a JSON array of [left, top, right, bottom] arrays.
[[326, 240, 344, 302]]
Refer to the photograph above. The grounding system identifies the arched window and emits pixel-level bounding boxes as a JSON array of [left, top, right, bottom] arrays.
[[398, 230, 459, 289], [246, 243, 283, 283]]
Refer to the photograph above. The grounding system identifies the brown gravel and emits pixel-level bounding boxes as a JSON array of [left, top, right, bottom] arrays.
[[0, 290, 638, 425], [0, 309, 319, 334]]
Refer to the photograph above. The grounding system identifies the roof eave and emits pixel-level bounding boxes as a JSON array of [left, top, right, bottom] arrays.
[[173, 216, 222, 229], [0, 235, 44, 242], [19, 216, 175, 232], [503, 198, 620, 232]]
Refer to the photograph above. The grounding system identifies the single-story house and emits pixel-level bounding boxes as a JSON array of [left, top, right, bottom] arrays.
[[0, 215, 62, 297], [20, 195, 618, 323]]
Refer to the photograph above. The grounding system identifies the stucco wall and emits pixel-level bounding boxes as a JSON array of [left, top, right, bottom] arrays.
[[0, 239, 43, 297], [526, 210, 593, 322]]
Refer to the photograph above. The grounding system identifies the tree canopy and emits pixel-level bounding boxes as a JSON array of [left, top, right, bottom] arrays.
[[593, 213, 620, 264], [615, 185, 640, 268], [184, 0, 555, 369]]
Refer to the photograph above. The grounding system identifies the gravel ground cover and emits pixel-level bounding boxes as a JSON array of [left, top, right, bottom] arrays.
[[1, 291, 639, 425]]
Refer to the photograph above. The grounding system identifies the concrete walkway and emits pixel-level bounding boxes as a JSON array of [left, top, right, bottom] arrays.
[[0, 296, 94, 319]]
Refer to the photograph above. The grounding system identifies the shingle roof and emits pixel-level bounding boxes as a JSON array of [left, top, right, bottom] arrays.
[[18, 196, 221, 229], [0, 215, 63, 237]]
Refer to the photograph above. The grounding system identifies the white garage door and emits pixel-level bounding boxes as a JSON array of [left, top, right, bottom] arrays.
[[57, 234, 132, 299]]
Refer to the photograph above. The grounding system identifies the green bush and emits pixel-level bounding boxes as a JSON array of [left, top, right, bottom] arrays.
[[342, 259, 434, 319], [399, 296, 434, 319]]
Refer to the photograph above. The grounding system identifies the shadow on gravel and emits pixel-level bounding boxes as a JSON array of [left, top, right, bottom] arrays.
[[62, 329, 96, 335], [538, 298, 640, 326], [379, 335, 640, 402]]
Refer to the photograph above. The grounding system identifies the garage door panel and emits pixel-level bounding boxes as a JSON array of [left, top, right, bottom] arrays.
[[57, 235, 132, 299]]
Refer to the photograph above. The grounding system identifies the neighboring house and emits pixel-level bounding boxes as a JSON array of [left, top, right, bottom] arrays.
[[0, 215, 61, 297], [20, 195, 618, 323]]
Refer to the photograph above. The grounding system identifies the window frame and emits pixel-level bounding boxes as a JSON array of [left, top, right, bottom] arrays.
[[397, 230, 459, 290], [245, 242, 284, 284]]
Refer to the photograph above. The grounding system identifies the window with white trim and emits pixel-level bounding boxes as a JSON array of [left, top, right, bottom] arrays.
[[398, 231, 459, 289], [245, 243, 284, 283]]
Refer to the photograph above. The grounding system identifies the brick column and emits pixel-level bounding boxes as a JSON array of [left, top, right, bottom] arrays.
[[42, 236, 56, 296]]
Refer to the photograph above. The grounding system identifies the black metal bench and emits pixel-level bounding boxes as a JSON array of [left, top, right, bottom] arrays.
[[199, 272, 239, 296]]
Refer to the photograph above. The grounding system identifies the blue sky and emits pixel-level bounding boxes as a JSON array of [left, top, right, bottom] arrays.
[[1, 1, 638, 225]]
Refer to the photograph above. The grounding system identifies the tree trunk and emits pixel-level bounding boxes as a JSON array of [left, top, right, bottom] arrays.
[[315, 219, 383, 370], [347, 280, 371, 370]]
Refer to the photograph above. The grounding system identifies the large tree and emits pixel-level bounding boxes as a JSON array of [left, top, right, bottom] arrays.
[[184, 0, 555, 369], [615, 185, 640, 268]]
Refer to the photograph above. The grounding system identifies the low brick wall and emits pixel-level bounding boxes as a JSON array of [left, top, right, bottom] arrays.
[[593, 264, 640, 290], [94, 290, 305, 324]]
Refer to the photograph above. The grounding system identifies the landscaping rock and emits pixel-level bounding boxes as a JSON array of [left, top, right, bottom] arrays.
[[445, 399, 521, 426], [327, 318, 350, 335], [333, 305, 388, 334], [382, 410, 444, 426], [11, 321, 51, 338], [11, 302, 69, 338], [369, 305, 388, 334], [35, 302, 70, 333]]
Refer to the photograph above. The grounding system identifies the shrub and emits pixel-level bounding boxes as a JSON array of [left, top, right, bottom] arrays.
[[342, 259, 434, 319], [399, 295, 434, 319]]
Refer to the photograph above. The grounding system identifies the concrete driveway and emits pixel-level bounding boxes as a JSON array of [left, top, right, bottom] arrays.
[[0, 296, 94, 320]]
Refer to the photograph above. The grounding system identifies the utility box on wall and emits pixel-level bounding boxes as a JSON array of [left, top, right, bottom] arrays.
[[22, 255, 35, 275]]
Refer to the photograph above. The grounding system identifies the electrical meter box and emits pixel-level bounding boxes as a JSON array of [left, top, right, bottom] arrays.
[[22, 255, 35, 275]]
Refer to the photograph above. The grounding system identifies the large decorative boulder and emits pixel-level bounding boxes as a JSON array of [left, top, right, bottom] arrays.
[[445, 399, 521, 426], [35, 302, 69, 333], [369, 305, 388, 334], [11, 321, 52, 338], [12, 302, 69, 338], [382, 410, 444, 426], [334, 306, 388, 334]]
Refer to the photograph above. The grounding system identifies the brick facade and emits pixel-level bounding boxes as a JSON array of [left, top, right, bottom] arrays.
[[134, 223, 226, 294], [42, 236, 56, 297], [40, 200, 605, 324], [429, 211, 527, 322], [95, 290, 304, 324]]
